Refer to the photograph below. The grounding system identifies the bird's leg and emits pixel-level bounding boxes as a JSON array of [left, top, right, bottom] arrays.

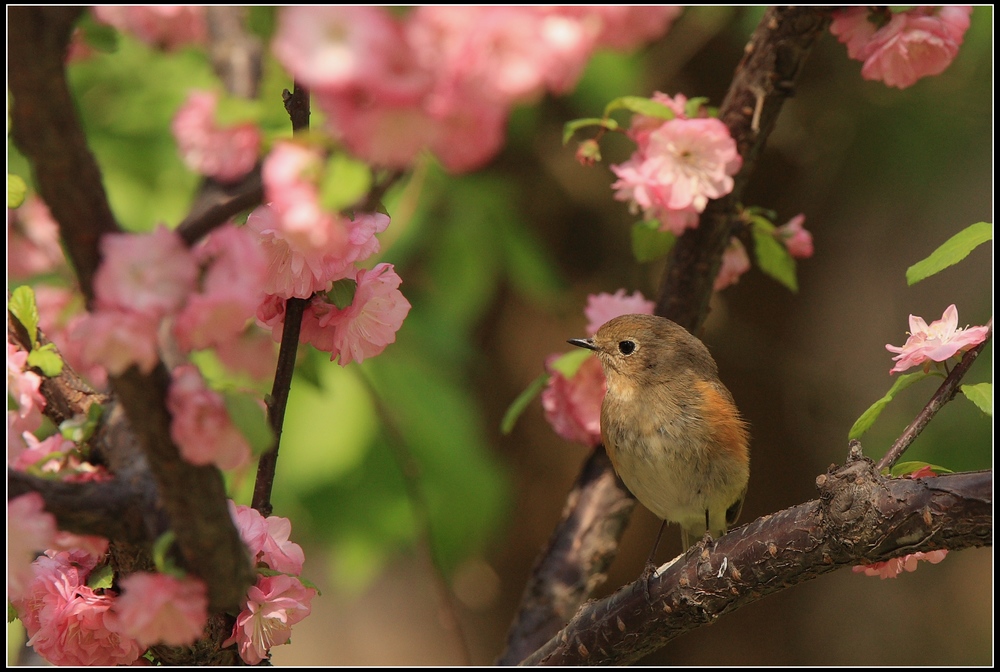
[[640, 520, 668, 603]]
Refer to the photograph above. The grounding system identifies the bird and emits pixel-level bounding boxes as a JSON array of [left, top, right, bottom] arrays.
[[568, 313, 749, 553]]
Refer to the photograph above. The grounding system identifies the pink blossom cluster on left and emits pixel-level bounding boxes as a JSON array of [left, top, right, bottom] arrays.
[[8, 493, 312, 665]]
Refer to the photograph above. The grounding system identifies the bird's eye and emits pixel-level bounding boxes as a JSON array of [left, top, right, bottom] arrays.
[[618, 340, 636, 355]]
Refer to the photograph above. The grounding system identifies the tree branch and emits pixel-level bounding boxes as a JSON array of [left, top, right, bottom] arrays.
[[9, 6, 254, 611], [521, 456, 991, 665], [499, 8, 832, 663]]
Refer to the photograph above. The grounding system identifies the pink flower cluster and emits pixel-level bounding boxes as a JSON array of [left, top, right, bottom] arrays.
[[167, 364, 254, 471], [91, 6, 208, 50], [226, 503, 315, 664], [70, 222, 277, 382], [7, 342, 45, 452], [830, 6, 972, 89], [611, 93, 742, 236], [7, 196, 66, 279], [248, 142, 411, 366], [171, 90, 262, 183], [11, 549, 145, 666], [542, 290, 655, 446], [272, 7, 681, 173], [885, 304, 989, 374]]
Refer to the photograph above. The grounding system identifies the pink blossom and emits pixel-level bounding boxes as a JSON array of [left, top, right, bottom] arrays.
[[261, 516, 306, 575], [173, 223, 269, 353], [224, 574, 316, 665], [7, 196, 67, 279], [408, 7, 586, 107], [91, 6, 207, 50], [33, 286, 108, 389], [167, 364, 252, 471], [50, 532, 109, 563], [316, 263, 412, 366], [229, 502, 270, 561], [14, 551, 142, 666], [586, 6, 683, 51], [214, 326, 279, 381], [714, 238, 751, 291], [7, 342, 45, 439], [11, 433, 76, 473], [776, 213, 814, 259], [13, 550, 98, 640], [830, 7, 973, 89], [542, 353, 606, 447], [885, 304, 989, 374], [853, 550, 949, 579], [172, 90, 261, 183], [612, 116, 741, 230], [584, 290, 655, 335], [93, 225, 197, 317], [7, 493, 57, 602], [227, 502, 306, 575], [112, 573, 208, 647], [70, 308, 161, 375], [272, 7, 407, 93]]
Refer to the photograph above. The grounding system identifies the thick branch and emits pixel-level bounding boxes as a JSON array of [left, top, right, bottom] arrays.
[[9, 6, 253, 611], [8, 7, 119, 304], [500, 8, 831, 662], [522, 460, 991, 665], [656, 7, 830, 325]]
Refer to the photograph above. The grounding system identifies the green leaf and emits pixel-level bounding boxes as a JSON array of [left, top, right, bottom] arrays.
[[849, 372, 930, 440], [550, 349, 593, 378], [27, 343, 64, 377], [8, 174, 27, 208], [87, 564, 115, 590], [906, 222, 992, 285], [562, 117, 618, 145], [60, 404, 104, 443], [152, 531, 185, 578], [603, 96, 677, 120], [752, 224, 798, 292], [319, 154, 373, 212], [500, 372, 549, 435], [683, 96, 711, 118], [79, 19, 119, 53], [222, 390, 275, 455], [8, 285, 40, 346], [631, 220, 676, 263], [326, 278, 358, 310], [889, 461, 955, 478], [961, 382, 992, 416]]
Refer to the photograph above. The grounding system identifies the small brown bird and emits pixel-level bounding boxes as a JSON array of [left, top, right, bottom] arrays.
[[569, 313, 749, 552]]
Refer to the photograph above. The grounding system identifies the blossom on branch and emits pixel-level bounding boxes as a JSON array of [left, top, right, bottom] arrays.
[[224, 574, 316, 665], [171, 90, 262, 184], [714, 238, 751, 292], [885, 304, 989, 374], [12, 551, 142, 666], [7, 493, 57, 602], [111, 572, 208, 647], [611, 103, 742, 233], [830, 6, 973, 89], [167, 364, 252, 471]]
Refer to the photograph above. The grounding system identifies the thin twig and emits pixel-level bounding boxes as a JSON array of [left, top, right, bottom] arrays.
[[252, 82, 311, 516]]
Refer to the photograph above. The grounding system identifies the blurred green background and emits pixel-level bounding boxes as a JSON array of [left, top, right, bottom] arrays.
[[8, 6, 992, 666]]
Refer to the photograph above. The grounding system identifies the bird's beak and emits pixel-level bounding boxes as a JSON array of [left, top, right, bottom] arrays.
[[567, 338, 597, 351]]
